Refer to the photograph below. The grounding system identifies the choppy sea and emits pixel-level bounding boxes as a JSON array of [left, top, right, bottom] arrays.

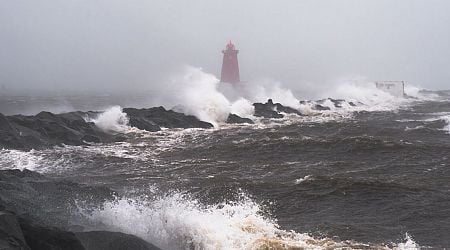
[[1, 87, 449, 249]]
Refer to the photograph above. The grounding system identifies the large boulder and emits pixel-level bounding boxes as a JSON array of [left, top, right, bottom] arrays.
[[1, 106, 214, 150], [253, 99, 302, 118], [0, 113, 23, 149], [0, 169, 115, 229], [0, 211, 30, 250], [2, 111, 121, 150], [124, 107, 213, 131], [226, 114, 254, 124], [19, 218, 85, 250], [76, 231, 161, 250]]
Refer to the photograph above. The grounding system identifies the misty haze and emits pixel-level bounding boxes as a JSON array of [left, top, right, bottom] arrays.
[[1, 1, 450, 249]]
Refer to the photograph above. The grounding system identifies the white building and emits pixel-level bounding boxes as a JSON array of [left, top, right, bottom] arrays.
[[375, 81, 405, 97]]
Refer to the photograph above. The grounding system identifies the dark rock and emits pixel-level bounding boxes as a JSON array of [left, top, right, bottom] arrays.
[[0, 210, 30, 250], [313, 104, 331, 111], [0, 113, 23, 149], [316, 98, 346, 108], [0, 106, 214, 150], [253, 99, 302, 118], [1, 111, 121, 150], [19, 218, 84, 250], [328, 98, 345, 108], [124, 107, 213, 131], [0, 169, 163, 250], [0, 169, 115, 229], [226, 114, 254, 124], [76, 231, 161, 250]]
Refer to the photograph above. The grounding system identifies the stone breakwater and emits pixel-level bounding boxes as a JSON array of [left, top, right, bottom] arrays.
[[0, 100, 319, 150]]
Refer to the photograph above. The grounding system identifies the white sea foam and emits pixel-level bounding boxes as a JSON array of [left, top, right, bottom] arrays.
[[324, 81, 403, 111], [395, 233, 420, 250], [441, 115, 450, 134], [91, 106, 130, 133], [404, 125, 425, 131], [0, 149, 43, 171], [295, 175, 312, 184], [400, 113, 450, 134], [79, 192, 420, 250]]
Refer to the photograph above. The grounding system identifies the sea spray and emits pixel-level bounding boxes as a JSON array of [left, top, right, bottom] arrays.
[[91, 106, 130, 133], [218, 78, 302, 110], [441, 115, 450, 133], [326, 81, 399, 109], [165, 66, 231, 127], [230, 98, 254, 118], [79, 192, 420, 250]]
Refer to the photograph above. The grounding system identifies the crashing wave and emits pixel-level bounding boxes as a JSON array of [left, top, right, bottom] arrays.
[[89, 105, 130, 133], [79, 192, 420, 250]]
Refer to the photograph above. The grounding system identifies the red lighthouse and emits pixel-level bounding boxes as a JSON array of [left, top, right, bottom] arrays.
[[220, 41, 240, 83]]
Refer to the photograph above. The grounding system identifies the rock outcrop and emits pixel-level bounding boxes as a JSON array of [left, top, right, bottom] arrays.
[[123, 107, 213, 131], [0, 107, 213, 150], [0, 111, 119, 150], [253, 99, 302, 118], [76, 231, 160, 250], [0, 211, 30, 250], [0, 169, 162, 250], [19, 218, 85, 250], [226, 114, 254, 124]]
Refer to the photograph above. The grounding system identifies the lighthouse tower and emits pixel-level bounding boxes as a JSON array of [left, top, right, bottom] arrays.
[[220, 41, 240, 83]]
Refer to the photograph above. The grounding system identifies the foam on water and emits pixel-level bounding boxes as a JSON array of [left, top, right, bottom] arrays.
[[0, 149, 43, 171], [78, 192, 420, 250]]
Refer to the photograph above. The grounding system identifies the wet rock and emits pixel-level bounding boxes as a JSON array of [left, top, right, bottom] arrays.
[[327, 98, 345, 108], [76, 231, 161, 250], [253, 99, 302, 118], [1, 111, 119, 150], [0, 113, 23, 149], [226, 114, 254, 124], [19, 218, 84, 250], [0, 169, 115, 229], [124, 107, 213, 131], [0, 106, 214, 150], [313, 104, 331, 111], [0, 169, 163, 250], [0, 211, 30, 250]]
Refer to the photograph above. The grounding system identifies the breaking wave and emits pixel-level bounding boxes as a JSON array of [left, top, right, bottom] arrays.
[[154, 66, 434, 128], [79, 192, 419, 250], [90, 105, 130, 133], [441, 115, 450, 133]]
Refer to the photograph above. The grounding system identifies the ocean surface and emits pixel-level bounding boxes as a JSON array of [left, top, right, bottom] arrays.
[[1, 88, 450, 249]]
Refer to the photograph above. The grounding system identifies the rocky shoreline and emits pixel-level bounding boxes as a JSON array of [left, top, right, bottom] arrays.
[[0, 99, 351, 249], [0, 169, 161, 250], [0, 100, 320, 150]]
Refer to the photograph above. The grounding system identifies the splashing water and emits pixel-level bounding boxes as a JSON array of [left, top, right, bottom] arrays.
[[442, 115, 450, 133], [79, 192, 419, 250], [0, 149, 43, 171], [91, 106, 130, 133]]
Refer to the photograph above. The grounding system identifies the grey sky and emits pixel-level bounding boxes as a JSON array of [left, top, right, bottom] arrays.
[[1, 0, 449, 96]]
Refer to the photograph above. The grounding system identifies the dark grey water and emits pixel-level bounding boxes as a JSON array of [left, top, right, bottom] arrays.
[[1, 92, 449, 249]]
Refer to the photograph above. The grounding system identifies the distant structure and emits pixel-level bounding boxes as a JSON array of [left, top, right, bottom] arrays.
[[375, 81, 405, 97], [220, 41, 240, 83]]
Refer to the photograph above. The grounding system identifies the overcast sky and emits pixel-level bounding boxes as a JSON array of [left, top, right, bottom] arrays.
[[1, 0, 449, 96]]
